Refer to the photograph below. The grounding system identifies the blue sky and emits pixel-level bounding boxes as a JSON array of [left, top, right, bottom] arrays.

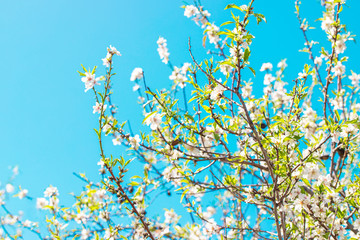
[[0, 0, 359, 227]]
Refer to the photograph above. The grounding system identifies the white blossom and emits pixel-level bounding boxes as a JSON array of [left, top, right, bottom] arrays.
[[129, 134, 141, 149], [18, 189, 28, 199], [184, 5, 199, 18], [102, 53, 112, 67], [157, 37, 170, 64], [107, 45, 121, 56], [130, 68, 143, 81], [5, 184, 14, 193], [36, 198, 49, 209], [44, 186, 59, 197], [314, 56, 323, 66], [206, 23, 220, 44], [349, 71, 360, 86], [260, 62, 273, 72], [210, 84, 226, 101], [332, 61, 345, 76], [144, 113, 163, 130]]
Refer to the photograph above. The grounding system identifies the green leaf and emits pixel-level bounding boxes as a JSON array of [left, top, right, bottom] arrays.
[[248, 66, 256, 76], [244, 48, 250, 62], [220, 21, 234, 27], [180, 189, 189, 203], [225, 4, 244, 12], [81, 64, 87, 73]]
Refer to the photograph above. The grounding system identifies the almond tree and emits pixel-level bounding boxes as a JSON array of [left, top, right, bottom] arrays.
[[1, 0, 360, 239]]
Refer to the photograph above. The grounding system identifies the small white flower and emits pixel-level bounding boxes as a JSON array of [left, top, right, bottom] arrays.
[[75, 211, 89, 224], [44, 186, 59, 197], [107, 45, 121, 56], [5, 184, 14, 193], [264, 73, 275, 85], [133, 84, 140, 92], [145, 113, 163, 130], [314, 56, 323, 66], [241, 84, 252, 98], [130, 68, 143, 81], [332, 61, 345, 76], [298, 71, 308, 79], [164, 209, 178, 224], [129, 135, 141, 149], [260, 62, 273, 72], [169, 64, 189, 88], [102, 53, 112, 67], [157, 37, 170, 64], [23, 220, 32, 228], [220, 63, 233, 76], [206, 23, 220, 44], [277, 59, 287, 69], [210, 84, 226, 101], [349, 72, 360, 86], [184, 5, 199, 18], [97, 159, 105, 167], [36, 198, 49, 209], [18, 189, 28, 199], [321, 16, 333, 32], [81, 229, 91, 240], [112, 135, 122, 146]]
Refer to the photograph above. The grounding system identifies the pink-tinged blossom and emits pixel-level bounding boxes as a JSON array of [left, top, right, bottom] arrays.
[[332, 61, 345, 76], [260, 62, 273, 72], [93, 102, 107, 114], [184, 5, 199, 18], [130, 68, 143, 81], [157, 37, 170, 64], [81, 72, 101, 92], [107, 45, 121, 56]]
